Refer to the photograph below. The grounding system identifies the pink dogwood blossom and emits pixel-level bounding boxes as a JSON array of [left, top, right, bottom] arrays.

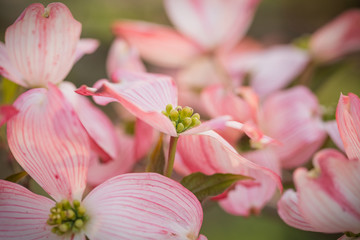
[[3, 84, 205, 239], [277, 93, 360, 238]]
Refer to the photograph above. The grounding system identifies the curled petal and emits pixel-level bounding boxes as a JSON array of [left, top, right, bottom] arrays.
[[5, 3, 81, 87], [59, 81, 119, 162], [181, 116, 231, 136], [0, 180, 55, 239], [164, 0, 260, 50], [260, 86, 326, 168], [277, 189, 315, 232], [310, 10, 360, 63], [76, 72, 178, 136], [219, 149, 281, 216], [0, 105, 18, 127], [106, 38, 145, 79], [336, 93, 360, 161], [7, 85, 90, 201], [294, 149, 360, 233], [83, 173, 204, 240], [0, 42, 24, 86], [113, 21, 203, 67], [175, 130, 282, 192], [74, 38, 99, 63]]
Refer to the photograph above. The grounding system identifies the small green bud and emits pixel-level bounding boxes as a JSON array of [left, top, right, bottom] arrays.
[[166, 104, 173, 113], [183, 117, 192, 128], [169, 109, 179, 121], [51, 227, 58, 234], [77, 206, 86, 216], [181, 106, 193, 119], [191, 117, 201, 128], [50, 207, 57, 214], [73, 200, 81, 208], [61, 199, 70, 209], [176, 123, 185, 133], [192, 113, 200, 120], [58, 223, 69, 233], [161, 110, 168, 116], [171, 121, 177, 127], [175, 106, 182, 112], [74, 219, 84, 228], [66, 209, 75, 220]]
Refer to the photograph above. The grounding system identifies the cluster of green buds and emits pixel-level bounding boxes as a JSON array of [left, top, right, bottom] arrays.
[[162, 104, 201, 133], [47, 199, 89, 236]]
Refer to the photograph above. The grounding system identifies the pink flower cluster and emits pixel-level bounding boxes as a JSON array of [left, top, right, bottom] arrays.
[[0, 1, 359, 239]]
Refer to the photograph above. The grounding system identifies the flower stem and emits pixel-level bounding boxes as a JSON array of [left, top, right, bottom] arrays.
[[146, 133, 165, 174], [164, 136, 179, 178]]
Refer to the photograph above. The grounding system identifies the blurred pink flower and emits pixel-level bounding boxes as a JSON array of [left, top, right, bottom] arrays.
[[278, 93, 360, 238], [310, 10, 360, 63]]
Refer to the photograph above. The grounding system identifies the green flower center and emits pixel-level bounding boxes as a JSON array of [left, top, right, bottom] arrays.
[[47, 199, 89, 236], [162, 104, 201, 133]]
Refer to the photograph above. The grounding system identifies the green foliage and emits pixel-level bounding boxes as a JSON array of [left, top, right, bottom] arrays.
[[181, 172, 253, 202]]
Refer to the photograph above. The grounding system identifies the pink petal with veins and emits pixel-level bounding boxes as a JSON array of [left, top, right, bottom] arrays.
[[336, 93, 360, 161], [260, 86, 326, 169], [59, 81, 119, 162], [0, 42, 24, 86], [5, 3, 81, 88], [175, 130, 282, 191], [74, 38, 99, 63], [106, 38, 145, 80], [277, 189, 316, 232], [164, 0, 259, 50], [83, 173, 204, 240], [7, 85, 90, 202], [293, 150, 360, 233], [0, 105, 18, 127], [310, 10, 360, 63], [76, 72, 178, 136], [0, 180, 56, 240], [219, 149, 281, 216], [113, 21, 203, 68]]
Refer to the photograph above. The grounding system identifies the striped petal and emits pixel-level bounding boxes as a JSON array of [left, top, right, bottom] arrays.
[[219, 149, 281, 216], [164, 0, 259, 50], [0, 105, 18, 127], [336, 93, 360, 161], [175, 130, 282, 191], [294, 149, 360, 233], [5, 3, 81, 87], [0, 42, 24, 86], [310, 10, 360, 63], [106, 38, 145, 80], [0, 180, 56, 240], [277, 189, 316, 232], [59, 81, 119, 162], [7, 85, 90, 201], [76, 72, 178, 136], [113, 21, 202, 68], [83, 173, 204, 240], [260, 86, 326, 169]]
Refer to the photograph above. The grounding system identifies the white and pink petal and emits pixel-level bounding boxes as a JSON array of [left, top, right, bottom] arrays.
[[0, 180, 55, 240], [83, 173, 204, 240], [7, 85, 90, 202], [5, 3, 81, 87]]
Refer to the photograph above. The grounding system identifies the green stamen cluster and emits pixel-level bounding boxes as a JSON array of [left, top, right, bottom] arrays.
[[47, 199, 89, 236], [162, 104, 201, 133]]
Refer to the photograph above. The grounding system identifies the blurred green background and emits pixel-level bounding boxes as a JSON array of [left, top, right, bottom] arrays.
[[1, 0, 359, 239]]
